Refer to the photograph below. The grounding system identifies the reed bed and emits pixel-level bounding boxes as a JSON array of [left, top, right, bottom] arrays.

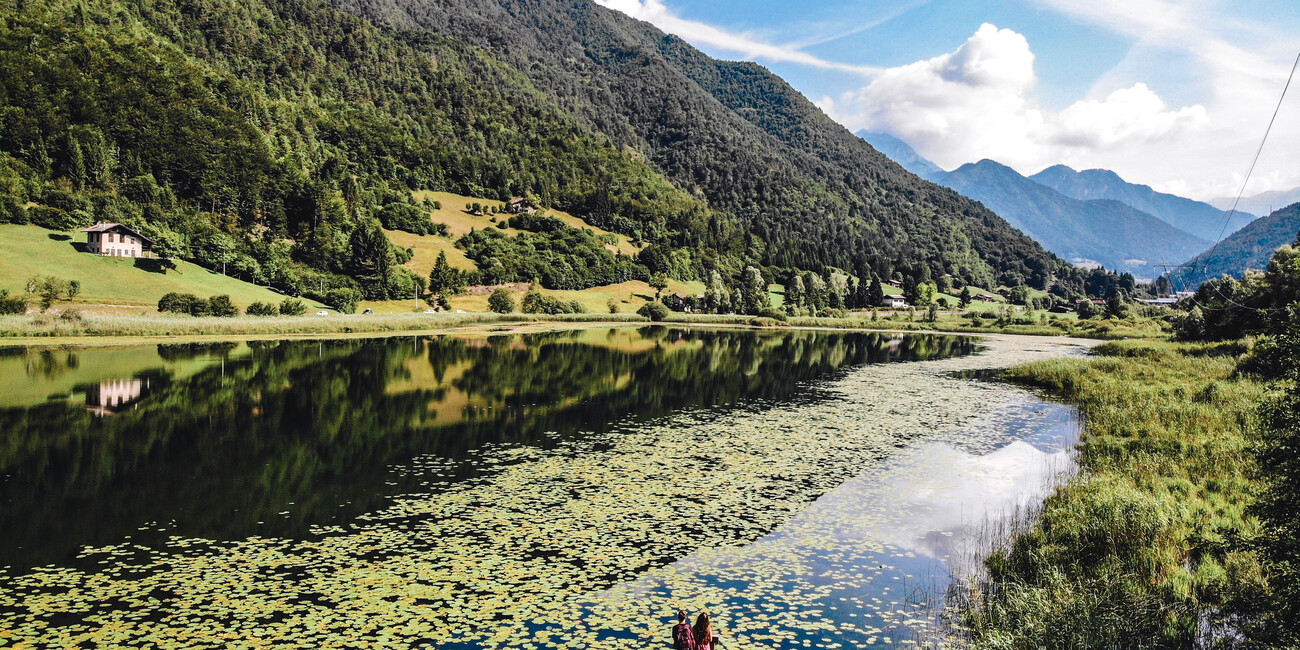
[[958, 339, 1268, 647]]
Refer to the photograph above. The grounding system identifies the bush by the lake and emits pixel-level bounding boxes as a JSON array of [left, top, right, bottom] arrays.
[[245, 301, 278, 317], [637, 301, 669, 321], [520, 288, 585, 314], [158, 292, 205, 315], [158, 292, 237, 317], [207, 295, 237, 317], [0, 289, 27, 314], [279, 297, 308, 316], [487, 288, 515, 313], [26, 275, 78, 311], [325, 288, 362, 315]]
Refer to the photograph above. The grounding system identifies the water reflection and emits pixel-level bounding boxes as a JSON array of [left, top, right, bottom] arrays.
[[609, 395, 1080, 647], [0, 327, 972, 570]]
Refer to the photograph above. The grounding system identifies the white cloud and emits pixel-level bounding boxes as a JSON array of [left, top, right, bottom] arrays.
[[592, 0, 879, 75], [595, 0, 1300, 201], [819, 24, 1207, 174], [1055, 83, 1208, 148]]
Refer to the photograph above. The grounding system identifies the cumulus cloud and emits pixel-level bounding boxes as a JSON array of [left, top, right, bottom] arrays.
[[1055, 83, 1208, 147], [819, 23, 1208, 173]]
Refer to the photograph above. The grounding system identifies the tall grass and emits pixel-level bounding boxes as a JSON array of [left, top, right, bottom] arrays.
[[0, 312, 649, 338], [958, 340, 1269, 647]]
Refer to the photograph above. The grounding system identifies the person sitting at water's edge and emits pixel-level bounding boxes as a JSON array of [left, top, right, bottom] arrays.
[[672, 610, 698, 650]]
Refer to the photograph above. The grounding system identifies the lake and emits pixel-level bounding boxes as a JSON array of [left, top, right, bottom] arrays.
[[0, 327, 1083, 648]]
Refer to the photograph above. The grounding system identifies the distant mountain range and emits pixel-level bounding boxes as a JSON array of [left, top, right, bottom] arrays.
[[855, 131, 1261, 278], [1030, 165, 1253, 241], [1211, 188, 1300, 221], [926, 160, 1212, 275], [856, 130, 944, 177], [1170, 202, 1300, 287]]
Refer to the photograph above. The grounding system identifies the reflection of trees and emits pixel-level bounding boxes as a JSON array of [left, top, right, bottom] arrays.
[[0, 329, 972, 570]]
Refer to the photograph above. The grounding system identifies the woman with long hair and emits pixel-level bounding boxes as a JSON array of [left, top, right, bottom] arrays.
[[693, 612, 716, 650]]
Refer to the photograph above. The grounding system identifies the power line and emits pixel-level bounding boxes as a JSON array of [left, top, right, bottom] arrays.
[[1176, 47, 1299, 313]]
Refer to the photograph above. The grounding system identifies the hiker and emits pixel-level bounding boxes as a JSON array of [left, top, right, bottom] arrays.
[[693, 611, 718, 650], [672, 610, 697, 650]]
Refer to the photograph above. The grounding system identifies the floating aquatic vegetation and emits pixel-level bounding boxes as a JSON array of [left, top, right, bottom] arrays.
[[0, 332, 1092, 648]]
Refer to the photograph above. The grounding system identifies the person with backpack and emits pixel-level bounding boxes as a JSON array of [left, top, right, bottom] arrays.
[[672, 609, 698, 650]]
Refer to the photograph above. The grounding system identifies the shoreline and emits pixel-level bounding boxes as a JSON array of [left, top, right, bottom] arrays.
[[0, 311, 1118, 348]]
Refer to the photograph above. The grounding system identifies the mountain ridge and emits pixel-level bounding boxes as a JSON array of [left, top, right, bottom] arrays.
[[854, 130, 944, 178], [1212, 188, 1300, 220], [930, 159, 1211, 275], [1170, 202, 1300, 287], [1030, 164, 1254, 241]]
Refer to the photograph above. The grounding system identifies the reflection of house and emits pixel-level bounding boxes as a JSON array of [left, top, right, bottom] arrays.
[[82, 223, 154, 258], [85, 378, 149, 415], [880, 296, 907, 308], [973, 293, 999, 302]]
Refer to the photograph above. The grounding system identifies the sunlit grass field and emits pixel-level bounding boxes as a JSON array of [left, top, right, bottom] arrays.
[[0, 224, 322, 310]]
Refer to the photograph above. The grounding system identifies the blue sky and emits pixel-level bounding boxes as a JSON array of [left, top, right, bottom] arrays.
[[596, 0, 1300, 201]]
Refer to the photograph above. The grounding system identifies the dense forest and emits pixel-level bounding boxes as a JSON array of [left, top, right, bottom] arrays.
[[0, 0, 712, 303], [329, 0, 1087, 290], [1, 0, 1106, 309]]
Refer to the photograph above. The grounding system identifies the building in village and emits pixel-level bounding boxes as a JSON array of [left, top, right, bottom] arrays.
[[81, 223, 154, 258]]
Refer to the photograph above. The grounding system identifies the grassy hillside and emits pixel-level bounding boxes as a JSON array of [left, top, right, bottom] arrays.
[[0, 225, 324, 311]]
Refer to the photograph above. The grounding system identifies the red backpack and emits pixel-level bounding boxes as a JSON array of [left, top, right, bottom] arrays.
[[673, 622, 697, 650]]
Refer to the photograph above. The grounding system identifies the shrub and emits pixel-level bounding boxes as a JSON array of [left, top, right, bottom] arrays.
[[158, 292, 202, 314], [0, 289, 27, 314], [637, 301, 670, 321], [755, 306, 788, 321], [246, 301, 278, 316], [487, 288, 515, 313], [207, 295, 238, 317], [279, 297, 308, 316], [520, 290, 584, 314], [0, 194, 27, 224], [324, 288, 362, 314]]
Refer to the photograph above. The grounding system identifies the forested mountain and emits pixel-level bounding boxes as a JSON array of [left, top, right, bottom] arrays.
[[855, 131, 944, 178], [1, 0, 1092, 305], [1030, 165, 1254, 241], [1212, 187, 1300, 220], [1, 0, 722, 302], [320, 0, 1076, 290], [1169, 202, 1300, 288], [931, 160, 1211, 276]]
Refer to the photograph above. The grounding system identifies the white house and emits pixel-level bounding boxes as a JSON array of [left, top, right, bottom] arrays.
[[880, 296, 907, 308], [82, 222, 154, 258]]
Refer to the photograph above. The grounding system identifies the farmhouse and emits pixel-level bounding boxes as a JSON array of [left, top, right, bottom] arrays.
[[880, 296, 907, 308], [82, 223, 154, 258]]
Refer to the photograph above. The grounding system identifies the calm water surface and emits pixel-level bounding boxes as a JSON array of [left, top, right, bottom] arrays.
[[0, 328, 969, 569], [0, 327, 1075, 648]]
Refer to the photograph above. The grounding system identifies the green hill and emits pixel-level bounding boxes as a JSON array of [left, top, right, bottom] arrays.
[[0, 225, 324, 311], [1170, 202, 1300, 287], [0, 0, 1106, 310]]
